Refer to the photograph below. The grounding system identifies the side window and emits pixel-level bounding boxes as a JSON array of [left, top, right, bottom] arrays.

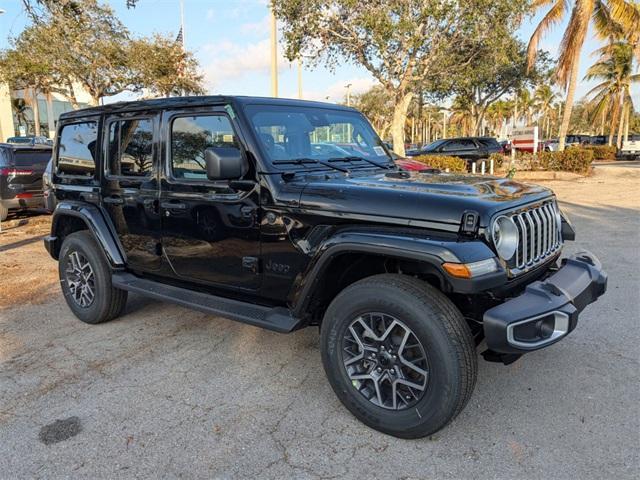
[[171, 114, 237, 180], [57, 121, 98, 176], [107, 118, 154, 177], [442, 141, 460, 152]]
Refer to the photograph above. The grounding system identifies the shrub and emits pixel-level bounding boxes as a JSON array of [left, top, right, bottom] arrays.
[[558, 147, 594, 174], [584, 145, 616, 161], [411, 155, 467, 173], [508, 147, 593, 175]]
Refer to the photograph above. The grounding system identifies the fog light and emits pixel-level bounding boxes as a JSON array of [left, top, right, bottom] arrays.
[[507, 312, 569, 348]]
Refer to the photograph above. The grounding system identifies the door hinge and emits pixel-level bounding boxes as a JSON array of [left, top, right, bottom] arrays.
[[242, 256, 260, 274]]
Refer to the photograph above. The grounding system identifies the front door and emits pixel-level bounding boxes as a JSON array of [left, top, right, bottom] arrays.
[[159, 107, 261, 291], [102, 111, 162, 272]]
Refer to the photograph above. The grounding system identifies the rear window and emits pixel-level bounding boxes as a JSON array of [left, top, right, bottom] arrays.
[[57, 121, 98, 176], [13, 150, 51, 168]]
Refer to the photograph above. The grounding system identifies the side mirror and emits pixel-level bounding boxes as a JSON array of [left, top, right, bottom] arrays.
[[204, 147, 248, 180]]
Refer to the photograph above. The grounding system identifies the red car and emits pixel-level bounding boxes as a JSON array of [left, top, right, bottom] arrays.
[[395, 157, 429, 171]]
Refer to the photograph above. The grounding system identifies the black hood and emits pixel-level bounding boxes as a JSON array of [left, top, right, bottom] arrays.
[[297, 171, 553, 229]]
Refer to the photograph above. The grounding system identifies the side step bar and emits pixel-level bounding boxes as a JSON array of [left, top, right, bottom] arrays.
[[112, 272, 302, 333]]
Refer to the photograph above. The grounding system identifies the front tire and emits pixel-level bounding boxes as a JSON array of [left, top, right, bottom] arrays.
[[59, 231, 127, 324], [320, 274, 477, 438]]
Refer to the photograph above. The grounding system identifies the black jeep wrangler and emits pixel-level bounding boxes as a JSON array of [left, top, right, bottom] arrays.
[[44, 97, 606, 438]]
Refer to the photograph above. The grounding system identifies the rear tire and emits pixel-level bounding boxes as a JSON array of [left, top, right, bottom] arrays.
[[320, 274, 477, 438], [59, 231, 127, 324]]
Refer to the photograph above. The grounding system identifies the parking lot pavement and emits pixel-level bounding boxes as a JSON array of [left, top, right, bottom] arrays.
[[1, 166, 638, 479]]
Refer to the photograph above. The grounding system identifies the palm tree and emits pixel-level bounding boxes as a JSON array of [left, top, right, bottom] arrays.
[[527, 0, 639, 151], [584, 40, 638, 146], [534, 85, 557, 139]]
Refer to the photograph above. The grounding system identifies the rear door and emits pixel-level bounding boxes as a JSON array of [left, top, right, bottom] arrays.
[[101, 111, 162, 272]]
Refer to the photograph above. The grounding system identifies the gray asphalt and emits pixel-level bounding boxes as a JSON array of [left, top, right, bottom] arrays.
[[1, 167, 639, 479]]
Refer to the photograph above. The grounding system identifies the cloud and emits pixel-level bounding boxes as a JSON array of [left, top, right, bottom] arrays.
[[206, 9, 215, 21], [240, 14, 270, 35], [302, 77, 378, 103], [201, 39, 292, 89]]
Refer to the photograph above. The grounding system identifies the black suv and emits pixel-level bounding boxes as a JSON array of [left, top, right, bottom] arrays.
[[0, 143, 51, 221], [406, 137, 502, 163], [44, 97, 606, 438]]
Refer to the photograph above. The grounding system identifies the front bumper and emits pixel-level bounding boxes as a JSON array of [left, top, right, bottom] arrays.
[[483, 251, 607, 354]]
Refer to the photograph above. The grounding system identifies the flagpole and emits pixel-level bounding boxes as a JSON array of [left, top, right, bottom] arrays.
[[180, 0, 185, 47]]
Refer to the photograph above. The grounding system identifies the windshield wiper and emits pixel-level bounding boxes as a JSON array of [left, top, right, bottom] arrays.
[[272, 158, 350, 173], [327, 155, 393, 170]]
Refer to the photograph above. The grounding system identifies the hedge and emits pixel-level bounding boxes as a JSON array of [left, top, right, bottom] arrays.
[[410, 155, 467, 173], [509, 147, 594, 175], [584, 145, 617, 161]]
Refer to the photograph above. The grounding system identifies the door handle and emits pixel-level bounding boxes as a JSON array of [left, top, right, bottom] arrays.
[[160, 201, 187, 210], [103, 195, 123, 205]]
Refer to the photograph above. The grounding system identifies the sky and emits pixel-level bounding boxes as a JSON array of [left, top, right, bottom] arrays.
[[0, 0, 638, 106]]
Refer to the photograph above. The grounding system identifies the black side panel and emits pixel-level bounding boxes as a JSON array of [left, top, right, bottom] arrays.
[[51, 200, 125, 266]]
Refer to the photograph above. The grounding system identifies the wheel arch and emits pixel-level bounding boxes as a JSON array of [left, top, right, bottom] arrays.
[[48, 201, 125, 267], [291, 236, 463, 323]]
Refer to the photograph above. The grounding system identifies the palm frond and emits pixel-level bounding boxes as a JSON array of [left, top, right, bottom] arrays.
[[527, 0, 567, 70], [556, 0, 594, 87]]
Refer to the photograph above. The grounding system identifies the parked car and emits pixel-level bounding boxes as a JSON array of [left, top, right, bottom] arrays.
[[406, 137, 502, 164], [44, 96, 607, 439], [395, 157, 429, 171], [0, 143, 51, 221], [617, 135, 640, 160], [6, 135, 53, 146]]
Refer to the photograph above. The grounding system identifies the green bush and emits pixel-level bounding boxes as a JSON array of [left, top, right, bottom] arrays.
[[411, 155, 467, 173], [540, 147, 594, 174], [584, 145, 616, 161], [509, 147, 593, 174]]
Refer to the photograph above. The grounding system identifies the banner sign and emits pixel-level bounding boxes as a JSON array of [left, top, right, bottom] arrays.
[[510, 126, 539, 154]]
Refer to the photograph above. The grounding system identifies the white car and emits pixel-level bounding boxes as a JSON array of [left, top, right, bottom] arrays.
[[617, 135, 640, 160]]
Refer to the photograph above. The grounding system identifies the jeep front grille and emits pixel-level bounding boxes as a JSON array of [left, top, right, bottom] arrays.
[[511, 201, 562, 273]]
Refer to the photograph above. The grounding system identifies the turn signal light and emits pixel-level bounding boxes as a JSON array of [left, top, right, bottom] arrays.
[[442, 262, 472, 278], [442, 258, 499, 279]]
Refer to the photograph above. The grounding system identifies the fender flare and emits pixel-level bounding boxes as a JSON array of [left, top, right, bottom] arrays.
[[49, 200, 125, 267], [290, 230, 501, 317]]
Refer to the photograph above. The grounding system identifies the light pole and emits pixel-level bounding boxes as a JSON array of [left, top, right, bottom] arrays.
[[270, 8, 278, 97], [345, 83, 352, 106], [441, 109, 450, 139], [344, 83, 353, 142], [297, 58, 303, 99]]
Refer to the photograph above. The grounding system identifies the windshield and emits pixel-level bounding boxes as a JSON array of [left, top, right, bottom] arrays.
[[244, 104, 393, 170]]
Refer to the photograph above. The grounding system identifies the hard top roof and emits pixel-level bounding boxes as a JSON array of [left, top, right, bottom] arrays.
[[58, 95, 356, 121]]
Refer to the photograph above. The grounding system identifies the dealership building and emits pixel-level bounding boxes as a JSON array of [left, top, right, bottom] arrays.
[[0, 82, 92, 142]]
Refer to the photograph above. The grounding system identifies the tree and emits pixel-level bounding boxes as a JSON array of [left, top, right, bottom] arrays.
[[584, 40, 638, 146], [273, 0, 530, 156], [128, 34, 205, 98], [527, 0, 639, 151], [441, 36, 551, 135], [350, 86, 395, 139], [534, 84, 557, 139]]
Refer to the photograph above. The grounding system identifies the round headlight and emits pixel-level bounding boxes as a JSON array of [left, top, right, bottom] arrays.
[[492, 215, 518, 260]]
